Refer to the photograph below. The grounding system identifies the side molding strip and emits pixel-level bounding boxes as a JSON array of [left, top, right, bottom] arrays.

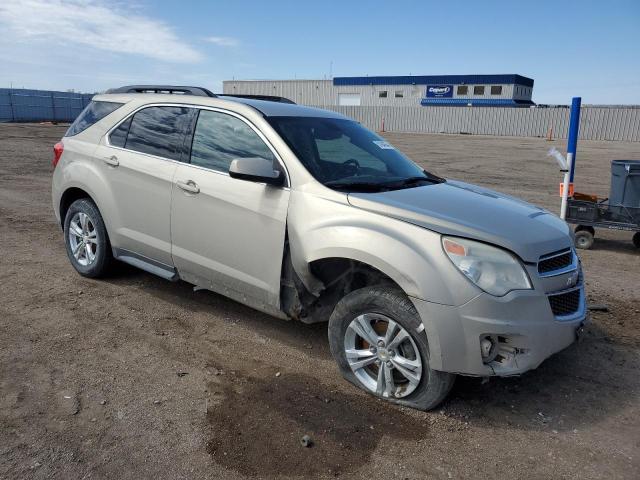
[[112, 248, 179, 281]]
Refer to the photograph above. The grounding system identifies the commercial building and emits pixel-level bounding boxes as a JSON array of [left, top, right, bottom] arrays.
[[223, 74, 535, 107]]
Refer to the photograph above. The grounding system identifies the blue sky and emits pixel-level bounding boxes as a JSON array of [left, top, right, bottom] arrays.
[[0, 0, 638, 104]]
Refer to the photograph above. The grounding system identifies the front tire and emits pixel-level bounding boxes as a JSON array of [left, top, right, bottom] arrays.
[[328, 286, 455, 411], [63, 198, 113, 278]]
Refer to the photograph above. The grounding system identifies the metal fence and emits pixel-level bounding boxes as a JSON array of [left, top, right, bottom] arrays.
[[323, 105, 640, 142], [0, 88, 94, 123], [1, 88, 638, 142]]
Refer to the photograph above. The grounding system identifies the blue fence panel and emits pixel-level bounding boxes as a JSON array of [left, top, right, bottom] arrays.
[[0, 90, 12, 121], [0, 88, 95, 122]]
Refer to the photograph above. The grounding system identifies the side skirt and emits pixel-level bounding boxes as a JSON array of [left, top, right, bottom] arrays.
[[112, 248, 179, 281]]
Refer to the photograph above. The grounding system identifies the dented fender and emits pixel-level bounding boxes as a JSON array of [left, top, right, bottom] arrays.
[[286, 190, 480, 307]]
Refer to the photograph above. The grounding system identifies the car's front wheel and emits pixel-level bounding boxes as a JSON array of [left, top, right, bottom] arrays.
[[328, 286, 455, 410], [63, 198, 113, 278]]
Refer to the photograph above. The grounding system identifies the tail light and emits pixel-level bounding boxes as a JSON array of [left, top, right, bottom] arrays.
[[53, 142, 64, 168]]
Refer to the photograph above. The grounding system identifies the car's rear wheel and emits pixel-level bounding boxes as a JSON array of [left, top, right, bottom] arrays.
[[328, 286, 455, 410], [64, 198, 113, 278]]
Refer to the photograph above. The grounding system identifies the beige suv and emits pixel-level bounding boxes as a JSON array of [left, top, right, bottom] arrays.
[[52, 85, 586, 410]]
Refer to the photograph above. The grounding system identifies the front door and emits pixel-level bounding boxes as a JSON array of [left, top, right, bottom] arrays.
[[170, 109, 290, 308]]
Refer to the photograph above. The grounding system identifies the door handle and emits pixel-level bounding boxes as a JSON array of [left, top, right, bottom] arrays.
[[176, 180, 200, 194], [103, 155, 119, 167]]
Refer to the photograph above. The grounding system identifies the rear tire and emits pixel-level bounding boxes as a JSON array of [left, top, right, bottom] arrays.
[[633, 232, 640, 249], [574, 230, 594, 250], [63, 198, 113, 278], [328, 286, 455, 411]]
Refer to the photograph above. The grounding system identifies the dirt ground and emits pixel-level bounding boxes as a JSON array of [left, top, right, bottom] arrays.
[[1, 123, 639, 480]]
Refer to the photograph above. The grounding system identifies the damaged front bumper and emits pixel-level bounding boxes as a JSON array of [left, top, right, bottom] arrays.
[[412, 280, 587, 377]]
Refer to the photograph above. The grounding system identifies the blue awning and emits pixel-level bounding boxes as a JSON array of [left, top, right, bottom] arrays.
[[334, 74, 534, 88], [420, 98, 535, 107]]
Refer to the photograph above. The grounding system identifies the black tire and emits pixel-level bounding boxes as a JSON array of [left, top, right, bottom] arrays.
[[574, 230, 594, 250], [63, 198, 113, 278], [328, 286, 455, 411], [633, 232, 640, 249], [575, 225, 595, 237]]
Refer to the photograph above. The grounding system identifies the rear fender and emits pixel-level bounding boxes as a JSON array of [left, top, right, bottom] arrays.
[[54, 141, 119, 242]]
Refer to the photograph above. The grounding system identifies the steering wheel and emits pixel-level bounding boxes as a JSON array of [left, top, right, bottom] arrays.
[[342, 158, 361, 175]]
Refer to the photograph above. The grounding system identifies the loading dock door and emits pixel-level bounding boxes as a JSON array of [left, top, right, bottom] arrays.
[[338, 93, 361, 106]]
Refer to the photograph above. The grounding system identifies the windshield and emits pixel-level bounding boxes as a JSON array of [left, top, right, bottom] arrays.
[[267, 116, 442, 191]]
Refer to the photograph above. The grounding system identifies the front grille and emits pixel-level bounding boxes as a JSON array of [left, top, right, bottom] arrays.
[[538, 249, 573, 274], [548, 289, 581, 317]]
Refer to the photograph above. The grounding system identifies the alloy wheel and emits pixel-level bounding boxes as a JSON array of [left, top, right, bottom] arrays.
[[68, 212, 98, 266], [344, 313, 423, 399]]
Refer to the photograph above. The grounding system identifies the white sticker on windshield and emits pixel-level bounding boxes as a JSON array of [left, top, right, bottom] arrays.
[[373, 140, 395, 150]]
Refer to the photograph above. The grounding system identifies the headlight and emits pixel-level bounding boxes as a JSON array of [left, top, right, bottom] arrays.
[[442, 236, 532, 296]]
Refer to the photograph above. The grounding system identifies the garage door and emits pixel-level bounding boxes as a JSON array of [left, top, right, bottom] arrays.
[[338, 93, 361, 106]]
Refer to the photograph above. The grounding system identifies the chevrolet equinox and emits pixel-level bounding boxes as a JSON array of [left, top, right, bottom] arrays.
[[51, 85, 587, 410]]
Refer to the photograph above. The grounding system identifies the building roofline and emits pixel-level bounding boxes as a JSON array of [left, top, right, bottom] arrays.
[[224, 79, 331, 83]]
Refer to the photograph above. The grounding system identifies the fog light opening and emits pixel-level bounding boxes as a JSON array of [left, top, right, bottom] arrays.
[[480, 335, 499, 364]]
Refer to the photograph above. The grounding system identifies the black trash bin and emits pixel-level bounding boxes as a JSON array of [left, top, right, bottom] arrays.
[[610, 160, 640, 207]]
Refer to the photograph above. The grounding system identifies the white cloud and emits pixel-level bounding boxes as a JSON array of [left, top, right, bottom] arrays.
[[0, 0, 202, 63], [204, 36, 240, 47]]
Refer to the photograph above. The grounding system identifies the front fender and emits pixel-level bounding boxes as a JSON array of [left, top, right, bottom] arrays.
[[287, 191, 479, 306]]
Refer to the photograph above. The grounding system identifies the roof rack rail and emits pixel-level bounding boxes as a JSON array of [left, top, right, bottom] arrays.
[[106, 85, 217, 97], [218, 94, 296, 104]]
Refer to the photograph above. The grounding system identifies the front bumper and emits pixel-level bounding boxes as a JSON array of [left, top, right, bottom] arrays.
[[412, 281, 587, 377]]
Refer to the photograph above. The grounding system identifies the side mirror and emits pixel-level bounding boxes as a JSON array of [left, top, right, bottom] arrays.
[[228, 157, 285, 186]]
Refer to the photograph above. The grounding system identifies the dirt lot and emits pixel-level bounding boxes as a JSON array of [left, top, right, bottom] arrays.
[[1, 123, 639, 479]]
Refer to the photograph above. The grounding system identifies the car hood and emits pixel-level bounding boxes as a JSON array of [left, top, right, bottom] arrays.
[[347, 179, 572, 263]]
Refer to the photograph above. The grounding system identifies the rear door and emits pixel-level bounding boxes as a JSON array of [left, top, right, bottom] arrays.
[[95, 105, 192, 266], [170, 108, 290, 308]]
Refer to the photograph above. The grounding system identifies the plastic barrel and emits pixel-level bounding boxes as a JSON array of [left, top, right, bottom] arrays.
[[610, 160, 640, 208]]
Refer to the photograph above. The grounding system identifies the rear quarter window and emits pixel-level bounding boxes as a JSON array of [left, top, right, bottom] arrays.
[[65, 101, 123, 137], [109, 116, 132, 148]]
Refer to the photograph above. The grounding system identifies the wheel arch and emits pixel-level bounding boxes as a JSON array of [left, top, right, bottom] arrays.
[[306, 250, 420, 298], [59, 187, 97, 228]]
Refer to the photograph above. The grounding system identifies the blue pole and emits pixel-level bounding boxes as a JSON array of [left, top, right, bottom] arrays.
[[567, 97, 581, 183]]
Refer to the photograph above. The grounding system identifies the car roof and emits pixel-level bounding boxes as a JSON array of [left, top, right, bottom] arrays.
[[93, 92, 349, 119], [218, 95, 348, 118]]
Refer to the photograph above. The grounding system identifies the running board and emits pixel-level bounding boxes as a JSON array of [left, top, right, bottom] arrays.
[[112, 248, 179, 281]]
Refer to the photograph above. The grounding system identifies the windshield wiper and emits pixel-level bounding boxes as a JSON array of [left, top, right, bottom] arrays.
[[325, 173, 444, 192], [324, 180, 392, 192], [380, 175, 442, 189]]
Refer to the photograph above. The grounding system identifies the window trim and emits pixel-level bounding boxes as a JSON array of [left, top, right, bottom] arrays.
[[104, 102, 290, 187]]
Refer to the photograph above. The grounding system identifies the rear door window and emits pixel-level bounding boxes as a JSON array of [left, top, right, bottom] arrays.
[[124, 106, 191, 161], [65, 100, 123, 137], [190, 109, 275, 173]]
